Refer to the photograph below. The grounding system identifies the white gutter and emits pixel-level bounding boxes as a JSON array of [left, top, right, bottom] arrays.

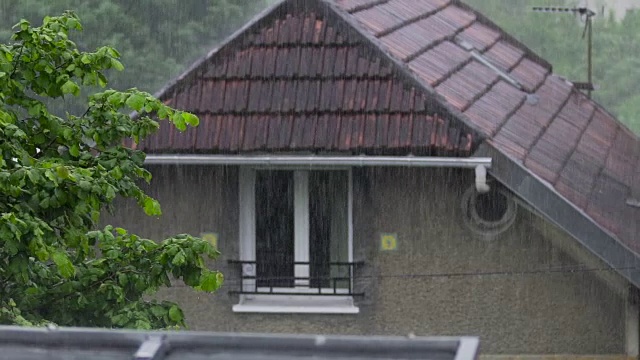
[[144, 154, 491, 169]]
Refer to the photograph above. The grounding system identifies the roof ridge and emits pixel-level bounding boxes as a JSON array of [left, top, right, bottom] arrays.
[[320, 0, 487, 141], [152, 0, 290, 101]]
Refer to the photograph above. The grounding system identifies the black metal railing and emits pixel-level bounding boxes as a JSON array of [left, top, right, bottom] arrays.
[[227, 260, 364, 296]]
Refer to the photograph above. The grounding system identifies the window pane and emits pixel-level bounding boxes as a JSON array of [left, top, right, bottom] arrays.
[[255, 170, 294, 288], [309, 171, 349, 289]]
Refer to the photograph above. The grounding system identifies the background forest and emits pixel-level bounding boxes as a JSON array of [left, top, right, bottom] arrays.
[[1, 0, 638, 134]]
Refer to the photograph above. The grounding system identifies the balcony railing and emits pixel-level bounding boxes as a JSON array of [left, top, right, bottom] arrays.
[[227, 260, 364, 297]]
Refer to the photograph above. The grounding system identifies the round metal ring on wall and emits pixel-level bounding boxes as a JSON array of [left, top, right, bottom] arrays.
[[461, 185, 517, 239]]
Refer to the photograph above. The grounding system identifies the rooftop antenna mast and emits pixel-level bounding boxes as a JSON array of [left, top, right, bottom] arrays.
[[532, 4, 596, 98]]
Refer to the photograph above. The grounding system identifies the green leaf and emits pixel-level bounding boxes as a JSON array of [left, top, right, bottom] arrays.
[[19, 20, 29, 31], [118, 273, 129, 286], [61, 80, 80, 96], [52, 251, 75, 278], [97, 72, 108, 88], [55, 166, 69, 179], [171, 113, 186, 131], [105, 185, 115, 199], [143, 197, 161, 216], [171, 251, 186, 266], [25, 287, 40, 296], [39, 197, 50, 209], [150, 305, 166, 318], [125, 93, 145, 112], [135, 320, 152, 330], [28, 103, 41, 116], [107, 92, 126, 106], [199, 271, 223, 292], [111, 58, 124, 71], [35, 247, 49, 261], [182, 112, 199, 127], [62, 128, 74, 140], [27, 170, 41, 184], [111, 166, 123, 180], [69, 144, 80, 157], [106, 47, 120, 58], [168, 305, 183, 323]]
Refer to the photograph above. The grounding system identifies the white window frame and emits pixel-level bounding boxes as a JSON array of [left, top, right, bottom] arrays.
[[233, 167, 358, 314]]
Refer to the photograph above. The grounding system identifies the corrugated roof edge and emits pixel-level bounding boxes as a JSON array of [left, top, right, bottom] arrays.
[[0, 325, 480, 360]]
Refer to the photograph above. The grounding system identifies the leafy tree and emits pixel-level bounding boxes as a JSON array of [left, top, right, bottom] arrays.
[[0, 12, 222, 328], [0, 0, 274, 100]]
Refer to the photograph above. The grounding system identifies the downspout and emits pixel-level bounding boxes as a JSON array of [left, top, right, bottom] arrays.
[[144, 155, 491, 190]]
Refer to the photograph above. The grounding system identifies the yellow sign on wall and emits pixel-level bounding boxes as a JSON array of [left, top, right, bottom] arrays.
[[380, 233, 398, 251], [201, 232, 218, 249]]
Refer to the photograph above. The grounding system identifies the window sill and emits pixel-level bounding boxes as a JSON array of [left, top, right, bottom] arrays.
[[232, 295, 359, 314]]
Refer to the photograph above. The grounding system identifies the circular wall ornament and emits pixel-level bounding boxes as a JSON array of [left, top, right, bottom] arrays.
[[461, 185, 517, 239], [242, 263, 255, 276]]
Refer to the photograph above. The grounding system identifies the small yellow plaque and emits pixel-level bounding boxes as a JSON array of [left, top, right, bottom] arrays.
[[380, 233, 398, 251], [201, 232, 218, 249]]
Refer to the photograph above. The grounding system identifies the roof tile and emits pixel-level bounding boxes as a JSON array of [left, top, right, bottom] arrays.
[[383, 0, 435, 22], [508, 58, 549, 93], [353, 5, 405, 35], [494, 110, 541, 155], [603, 127, 639, 187], [435, 60, 500, 110], [144, 0, 640, 255], [463, 81, 525, 135], [431, 4, 476, 31], [587, 173, 632, 239], [579, 110, 619, 163], [455, 21, 500, 52], [379, 17, 450, 60], [487, 135, 526, 161], [483, 40, 525, 72], [408, 41, 471, 85], [552, 145, 609, 214]]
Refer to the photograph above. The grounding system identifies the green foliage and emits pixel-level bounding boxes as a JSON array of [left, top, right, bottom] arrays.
[[0, 0, 273, 105], [465, 0, 640, 134], [0, 12, 222, 329]]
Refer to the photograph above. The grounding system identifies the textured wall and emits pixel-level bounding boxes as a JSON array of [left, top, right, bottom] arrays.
[[106, 165, 626, 355]]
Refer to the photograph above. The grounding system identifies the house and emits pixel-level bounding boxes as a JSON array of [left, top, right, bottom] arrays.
[[0, 325, 480, 360], [109, 0, 640, 358]]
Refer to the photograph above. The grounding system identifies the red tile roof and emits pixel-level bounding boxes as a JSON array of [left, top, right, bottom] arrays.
[[331, 0, 638, 253], [137, 6, 476, 156], [140, 0, 639, 260]]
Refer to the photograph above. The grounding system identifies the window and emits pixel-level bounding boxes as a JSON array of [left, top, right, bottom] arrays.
[[233, 168, 359, 314]]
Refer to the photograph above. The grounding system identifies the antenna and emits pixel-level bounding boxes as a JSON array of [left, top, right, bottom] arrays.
[[532, 5, 596, 98]]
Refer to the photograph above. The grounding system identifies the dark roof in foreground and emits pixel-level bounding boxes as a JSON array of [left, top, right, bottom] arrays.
[[134, 0, 640, 287], [0, 325, 479, 360]]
